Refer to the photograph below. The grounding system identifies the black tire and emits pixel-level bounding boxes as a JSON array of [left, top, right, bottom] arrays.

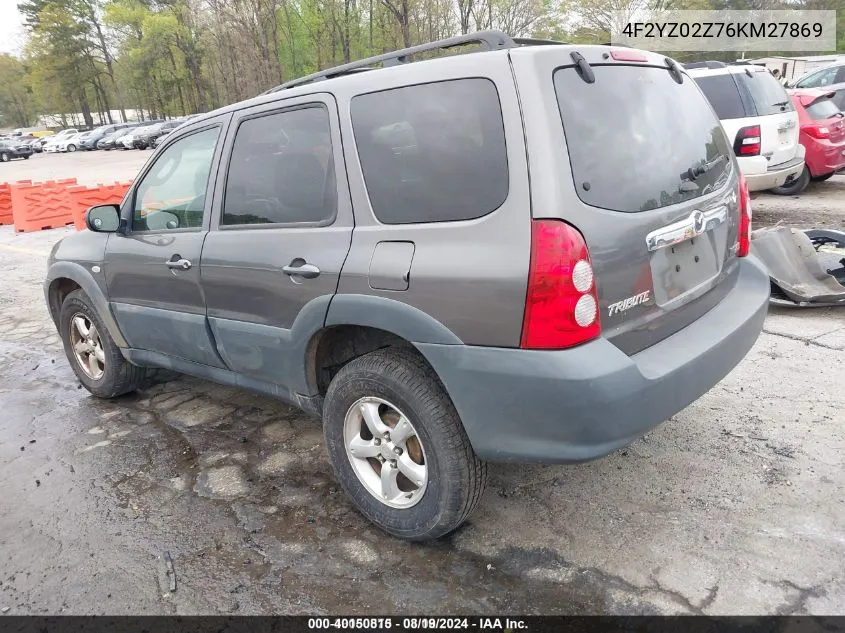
[[59, 289, 145, 398], [67, 144, 76, 152], [769, 166, 811, 195], [0, 152, 9, 162], [22, 155, 29, 160], [811, 172, 835, 182], [323, 347, 487, 540]]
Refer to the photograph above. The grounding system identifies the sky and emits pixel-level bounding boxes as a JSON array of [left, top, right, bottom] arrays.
[[0, 2, 25, 56]]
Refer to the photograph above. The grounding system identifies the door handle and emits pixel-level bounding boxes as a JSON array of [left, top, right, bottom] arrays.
[[282, 261, 321, 279], [166, 258, 192, 270]]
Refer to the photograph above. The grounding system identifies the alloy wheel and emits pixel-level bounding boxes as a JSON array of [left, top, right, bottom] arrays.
[[69, 313, 105, 380], [343, 397, 428, 509]]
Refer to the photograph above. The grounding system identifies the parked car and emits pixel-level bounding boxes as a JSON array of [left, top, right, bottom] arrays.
[[687, 61, 805, 192], [43, 128, 80, 153], [133, 120, 183, 149], [45, 33, 769, 540], [151, 129, 171, 148], [80, 124, 133, 151], [769, 89, 845, 194], [0, 139, 34, 161], [98, 127, 137, 150], [55, 132, 88, 153], [788, 61, 845, 112], [115, 121, 164, 149]]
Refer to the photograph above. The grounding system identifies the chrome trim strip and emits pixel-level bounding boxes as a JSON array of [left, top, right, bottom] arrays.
[[646, 206, 728, 252]]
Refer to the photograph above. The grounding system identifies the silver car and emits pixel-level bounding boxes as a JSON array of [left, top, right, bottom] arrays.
[[790, 61, 845, 111]]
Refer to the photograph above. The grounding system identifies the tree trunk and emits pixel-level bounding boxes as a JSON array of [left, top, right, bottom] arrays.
[[84, 0, 127, 124], [80, 92, 93, 128]]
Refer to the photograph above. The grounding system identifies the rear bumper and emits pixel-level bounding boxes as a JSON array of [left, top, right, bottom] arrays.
[[741, 150, 805, 191], [416, 256, 770, 463], [804, 138, 845, 177]]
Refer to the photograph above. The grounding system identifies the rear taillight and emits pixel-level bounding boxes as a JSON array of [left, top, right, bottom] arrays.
[[737, 172, 751, 258], [803, 123, 831, 139], [521, 220, 601, 349], [734, 125, 761, 156]]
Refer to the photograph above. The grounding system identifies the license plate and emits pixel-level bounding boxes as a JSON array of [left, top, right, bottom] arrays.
[[778, 130, 790, 145]]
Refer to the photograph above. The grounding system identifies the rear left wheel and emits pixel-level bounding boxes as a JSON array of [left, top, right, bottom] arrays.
[[323, 347, 486, 540]]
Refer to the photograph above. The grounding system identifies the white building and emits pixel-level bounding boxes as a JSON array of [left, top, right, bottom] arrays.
[[741, 55, 845, 81]]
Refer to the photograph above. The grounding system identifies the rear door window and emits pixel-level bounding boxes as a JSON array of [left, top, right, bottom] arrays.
[[554, 65, 732, 213], [222, 105, 336, 226], [736, 71, 793, 115], [351, 78, 509, 224], [693, 75, 746, 119]]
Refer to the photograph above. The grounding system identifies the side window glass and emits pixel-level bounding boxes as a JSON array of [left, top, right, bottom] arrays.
[[133, 127, 219, 232], [835, 66, 845, 84], [222, 105, 336, 226], [693, 75, 745, 119], [351, 78, 509, 224], [801, 67, 836, 88]]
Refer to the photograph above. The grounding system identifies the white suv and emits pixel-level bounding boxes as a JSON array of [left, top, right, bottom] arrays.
[[687, 62, 805, 192]]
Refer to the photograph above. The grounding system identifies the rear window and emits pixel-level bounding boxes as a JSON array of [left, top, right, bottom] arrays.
[[554, 65, 732, 213], [806, 97, 841, 120], [736, 71, 793, 116], [351, 78, 509, 224], [694, 75, 746, 119]]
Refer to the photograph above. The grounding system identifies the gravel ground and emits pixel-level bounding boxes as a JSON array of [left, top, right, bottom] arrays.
[[0, 157, 843, 615]]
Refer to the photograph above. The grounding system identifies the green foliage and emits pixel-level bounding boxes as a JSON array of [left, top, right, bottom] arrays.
[[0, 55, 36, 127]]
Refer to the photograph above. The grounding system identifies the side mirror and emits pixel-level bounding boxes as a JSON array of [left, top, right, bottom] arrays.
[[85, 204, 121, 233]]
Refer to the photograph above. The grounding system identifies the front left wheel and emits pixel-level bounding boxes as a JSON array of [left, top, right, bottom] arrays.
[[59, 289, 145, 398], [0, 153, 9, 162], [323, 347, 487, 540]]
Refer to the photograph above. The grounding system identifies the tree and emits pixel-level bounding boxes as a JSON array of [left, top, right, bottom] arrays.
[[0, 55, 36, 127]]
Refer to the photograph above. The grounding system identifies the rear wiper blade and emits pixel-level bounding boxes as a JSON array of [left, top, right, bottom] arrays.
[[680, 154, 728, 182], [772, 101, 789, 107]]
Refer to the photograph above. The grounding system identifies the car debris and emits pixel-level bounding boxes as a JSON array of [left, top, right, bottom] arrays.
[[158, 551, 176, 594], [751, 227, 845, 306]]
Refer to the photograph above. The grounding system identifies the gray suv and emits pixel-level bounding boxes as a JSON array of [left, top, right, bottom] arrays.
[[44, 31, 770, 540]]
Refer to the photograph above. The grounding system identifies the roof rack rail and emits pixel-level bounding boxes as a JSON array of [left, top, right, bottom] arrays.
[[682, 61, 727, 70], [265, 30, 520, 94]]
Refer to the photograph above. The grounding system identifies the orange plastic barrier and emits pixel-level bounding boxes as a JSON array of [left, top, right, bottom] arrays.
[[0, 184, 11, 225], [11, 181, 75, 232], [70, 181, 132, 231], [1, 180, 33, 225]]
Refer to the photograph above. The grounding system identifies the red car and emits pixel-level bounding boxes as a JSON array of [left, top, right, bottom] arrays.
[[774, 89, 845, 194]]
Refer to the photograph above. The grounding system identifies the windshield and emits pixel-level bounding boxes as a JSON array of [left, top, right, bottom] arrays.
[[554, 64, 732, 213], [737, 71, 794, 116]]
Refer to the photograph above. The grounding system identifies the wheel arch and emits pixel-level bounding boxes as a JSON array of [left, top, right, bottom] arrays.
[[45, 261, 128, 348], [303, 295, 463, 398]]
